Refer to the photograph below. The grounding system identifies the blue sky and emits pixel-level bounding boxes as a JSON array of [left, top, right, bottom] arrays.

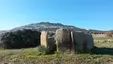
[[0, 0, 113, 30]]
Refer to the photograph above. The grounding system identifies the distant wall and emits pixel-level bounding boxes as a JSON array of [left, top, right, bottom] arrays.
[[92, 34, 107, 38], [92, 34, 113, 38]]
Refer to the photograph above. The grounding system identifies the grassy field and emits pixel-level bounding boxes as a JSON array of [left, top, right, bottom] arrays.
[[0, 38, 113, 64]]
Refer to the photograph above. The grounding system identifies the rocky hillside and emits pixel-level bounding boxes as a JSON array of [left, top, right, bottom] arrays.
[[0, 22, 109, 34], [11, 22, 87, 32]]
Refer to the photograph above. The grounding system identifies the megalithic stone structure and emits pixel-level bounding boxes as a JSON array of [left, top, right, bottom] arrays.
[[41, 28, 94, 54]]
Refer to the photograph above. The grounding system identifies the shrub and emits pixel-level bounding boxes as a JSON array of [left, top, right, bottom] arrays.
[[0, 29, 41, 49]]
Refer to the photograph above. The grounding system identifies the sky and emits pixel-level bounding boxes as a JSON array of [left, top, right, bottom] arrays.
[[0, 0, 113, 30]]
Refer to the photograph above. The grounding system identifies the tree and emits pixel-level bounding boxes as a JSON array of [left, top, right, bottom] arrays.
[[0, 29, 41, 49]]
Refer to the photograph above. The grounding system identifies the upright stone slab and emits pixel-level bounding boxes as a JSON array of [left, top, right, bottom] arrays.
[[72, 31, 94, 53], [40, 31, 56, 52], [85, 34, 94, 52], [41, 31, 48, 48], [73, 31, 86, 53], [70, 31, 76, 53], [55, 28, 72, 54]]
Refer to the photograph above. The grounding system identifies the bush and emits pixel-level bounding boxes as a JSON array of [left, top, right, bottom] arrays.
[[0, 29, 41, 49]]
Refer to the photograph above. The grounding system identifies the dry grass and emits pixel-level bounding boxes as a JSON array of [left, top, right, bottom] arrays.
[[0, 38, 113, 64]]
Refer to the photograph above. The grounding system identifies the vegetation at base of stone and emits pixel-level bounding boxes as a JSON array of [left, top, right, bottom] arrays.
[[0, 29, 41, 49], [37, 46, 50, 55]]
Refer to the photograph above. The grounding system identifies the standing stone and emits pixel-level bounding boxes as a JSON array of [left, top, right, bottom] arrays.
[[40, 31, 56, 52], [70, 31, 76, 53], [85, 34, 94, 52], [41, 31, 48, 48], [73, 31, 86, 53], [72, 31, 94, 53], [55, 28, 72, 54]]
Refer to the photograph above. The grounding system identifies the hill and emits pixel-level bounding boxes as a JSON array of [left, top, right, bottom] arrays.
[[0, 22, 110, 34], [11, 22, 86, 32], [10, 22, 106, 34]]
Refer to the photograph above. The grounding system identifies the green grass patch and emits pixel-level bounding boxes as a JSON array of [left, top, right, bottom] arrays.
[[0, 49, 8, 52]]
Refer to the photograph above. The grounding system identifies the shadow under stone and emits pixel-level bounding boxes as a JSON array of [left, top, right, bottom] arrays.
[[91, 46, 113, 55]]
